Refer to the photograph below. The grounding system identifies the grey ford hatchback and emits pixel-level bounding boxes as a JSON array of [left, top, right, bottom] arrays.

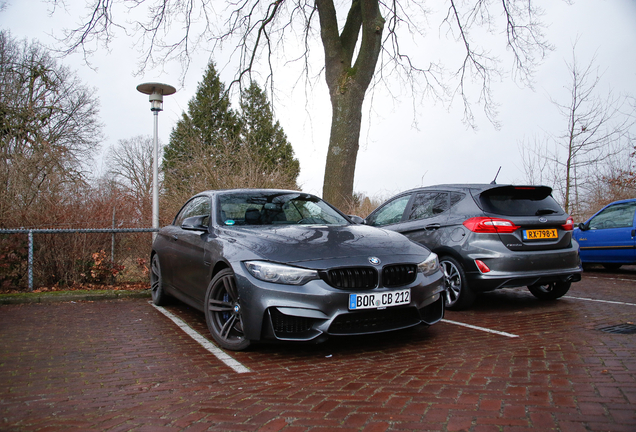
[[364, 184, 582, 310]]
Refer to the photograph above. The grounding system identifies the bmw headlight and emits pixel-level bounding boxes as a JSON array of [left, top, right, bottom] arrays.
[[244, 261, 319, 285], [417, 253, 440, 276]]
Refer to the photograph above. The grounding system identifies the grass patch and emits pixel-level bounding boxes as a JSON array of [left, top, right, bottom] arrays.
[[0, 284, 150, 304]]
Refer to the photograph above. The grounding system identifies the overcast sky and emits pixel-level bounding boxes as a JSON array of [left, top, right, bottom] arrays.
[[2, 0, 635, 200]]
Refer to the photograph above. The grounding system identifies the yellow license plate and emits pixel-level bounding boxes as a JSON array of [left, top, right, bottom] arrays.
[[523, 229, 557, 240]]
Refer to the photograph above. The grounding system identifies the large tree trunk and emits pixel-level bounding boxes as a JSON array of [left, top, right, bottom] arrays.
[[316, 0, 383, 211], [322, 82, 365, 210]]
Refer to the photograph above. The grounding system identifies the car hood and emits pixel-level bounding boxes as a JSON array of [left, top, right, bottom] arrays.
[[217, 224, 429, 265]]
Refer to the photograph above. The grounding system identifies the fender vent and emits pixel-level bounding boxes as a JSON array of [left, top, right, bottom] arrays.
[[599, 323, 636, 334]]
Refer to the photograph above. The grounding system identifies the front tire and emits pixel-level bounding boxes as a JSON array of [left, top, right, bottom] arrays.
[[205, 269, 250, 351], [527, 281, 571, 300], [150, 254, 170, 306], [440, 256, 476, 310]]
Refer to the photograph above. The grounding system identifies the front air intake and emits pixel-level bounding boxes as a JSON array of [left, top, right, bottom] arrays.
[[328, 307, 421, 335], [269, 308, 314, 337]]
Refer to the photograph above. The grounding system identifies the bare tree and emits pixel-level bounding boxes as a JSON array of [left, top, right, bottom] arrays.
[[105, 135, 155, 225], [519, 135, 560, 187], [521, 46, 635, 218], [0, 30, 102, 227], [580, 150, 636, 219], [53, 0, 549, 210]]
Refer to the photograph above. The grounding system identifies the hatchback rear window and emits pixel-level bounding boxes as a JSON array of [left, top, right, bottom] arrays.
[[477, 186, 564, 216]]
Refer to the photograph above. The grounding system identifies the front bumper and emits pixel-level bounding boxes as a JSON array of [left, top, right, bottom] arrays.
[[232, 264, 446, 342]]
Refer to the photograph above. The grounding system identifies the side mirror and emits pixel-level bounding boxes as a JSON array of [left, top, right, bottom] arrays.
[[181, 215, 209, 231], [578, 222, 588, 231], [348, 215, 365, 225]]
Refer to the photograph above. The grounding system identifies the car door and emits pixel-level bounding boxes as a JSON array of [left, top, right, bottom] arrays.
[[168, 196, 213, 303], [577, 201, 636, 264], [392, 191, 451, 250]]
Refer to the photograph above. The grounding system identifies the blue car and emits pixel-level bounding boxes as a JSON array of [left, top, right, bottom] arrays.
[[573, 199, 636, 269]]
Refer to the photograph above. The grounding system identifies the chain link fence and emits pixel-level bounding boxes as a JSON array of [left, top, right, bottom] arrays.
[[0, 228, 158, 292]]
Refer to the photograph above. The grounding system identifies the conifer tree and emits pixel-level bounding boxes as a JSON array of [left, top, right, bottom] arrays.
[[239, 81, 300, 181], [162, 64, 299, 210], [163, 62, 239, 172]]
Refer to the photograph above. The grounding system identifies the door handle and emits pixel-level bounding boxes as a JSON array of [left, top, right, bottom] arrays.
[[631, 229, 635, 237], [172, 234, 179, 241], [425, 224, 441, 231]]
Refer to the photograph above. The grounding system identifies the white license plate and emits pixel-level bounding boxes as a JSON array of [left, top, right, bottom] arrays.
[[348, 289, 411, 310]]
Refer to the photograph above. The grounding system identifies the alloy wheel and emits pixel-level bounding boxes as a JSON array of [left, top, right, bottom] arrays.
[[150, 254, 169, 305], [441, 260, 461, 307], [205, 269, 250, 350]]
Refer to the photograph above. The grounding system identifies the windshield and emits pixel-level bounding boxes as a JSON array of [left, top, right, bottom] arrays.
[[218, 192, 349, 226], [478, 186, 564, 217]]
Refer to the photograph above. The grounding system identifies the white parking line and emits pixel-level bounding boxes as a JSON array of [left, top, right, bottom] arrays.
[[564, 296, 636, 307], [149, 302, 251, 374], [442, 319, 519, 338], [585, 276, 635, 283]]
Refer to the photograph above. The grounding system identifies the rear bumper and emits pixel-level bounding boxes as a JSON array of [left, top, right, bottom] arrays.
[[463, 243, 583, 291]]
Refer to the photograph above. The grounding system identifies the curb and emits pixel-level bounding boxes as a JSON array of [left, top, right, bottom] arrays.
[[0, 290, 152, 305]]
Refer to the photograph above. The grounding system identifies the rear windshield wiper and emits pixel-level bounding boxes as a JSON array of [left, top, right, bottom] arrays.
[[535, 208, 558, 215]]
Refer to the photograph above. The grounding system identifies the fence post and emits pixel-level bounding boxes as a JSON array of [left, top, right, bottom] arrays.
[[111, 207, 116, 262], [28, 230, 34, 292]]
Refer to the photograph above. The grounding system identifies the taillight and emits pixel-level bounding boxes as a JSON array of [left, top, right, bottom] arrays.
[[463, 217, 520, 234], [562, 217, 574, 231]]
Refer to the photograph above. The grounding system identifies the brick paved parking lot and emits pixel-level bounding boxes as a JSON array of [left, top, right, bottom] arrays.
[[1, 268, 635, 432]]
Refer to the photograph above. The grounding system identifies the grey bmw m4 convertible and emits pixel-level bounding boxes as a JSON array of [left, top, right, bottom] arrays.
[[151, 189, 446, 350]]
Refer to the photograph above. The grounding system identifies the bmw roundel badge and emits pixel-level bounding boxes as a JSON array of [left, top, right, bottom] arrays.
[[368, 257, 381, 265]]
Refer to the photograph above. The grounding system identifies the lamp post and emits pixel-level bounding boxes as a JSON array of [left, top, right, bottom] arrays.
[[136, 82, 176, 239]]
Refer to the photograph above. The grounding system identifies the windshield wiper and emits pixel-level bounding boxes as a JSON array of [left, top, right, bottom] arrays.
[[535, 208, 558, 215]]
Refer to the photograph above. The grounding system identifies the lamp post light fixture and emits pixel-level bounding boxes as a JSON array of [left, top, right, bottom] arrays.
[[136, 82, 176, 238]]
